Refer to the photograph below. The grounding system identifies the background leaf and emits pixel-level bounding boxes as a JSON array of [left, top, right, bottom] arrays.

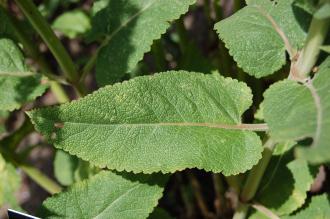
[[41, 171, 166, 219], [0, 153, 21, 210], [0, 38, 48, 111], [52, 10, 91, 39], [28, 71, 262, 175], [314, 3, 330, 19], [264, 57, 330, 164], [215, 0, 307, 78], [88, 0, 196, 86], [54, 150, 99, 186]]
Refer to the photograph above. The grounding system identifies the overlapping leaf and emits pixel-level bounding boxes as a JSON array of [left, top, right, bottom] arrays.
[[0, 38, 48, 111], [88, 0, 195, 86], [41, 171, 166, 219], [283, 194, 330, 219], [0, 153, 21, 210], [215, 0, 307, 78], [54, 150, 99, 186], [264, 57, 330, 163], [28, 71, 262, 175]]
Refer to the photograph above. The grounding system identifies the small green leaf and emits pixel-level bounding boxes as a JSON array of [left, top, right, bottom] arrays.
[[28, 71, 262, 175], [283, 194, 330, 219], [52, 10, 91, 39], [54, 150, 79, 186], [54, 150, 99, 186], [40, 171, 166, 219], [89, 0, 196, 86], [0, 153, 21, 210], [254, 156, 314, 216], [314, 3, 330, 19], [264, 57, 330, 163], [320, 45, 330, 53], [215, 0, 307, 78], [0, 38, 48, 111]]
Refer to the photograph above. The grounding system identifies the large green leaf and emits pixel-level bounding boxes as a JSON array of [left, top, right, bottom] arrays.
[[89, 0, 195, 86], [264, 57, 330, 163], [214, 0, 307, 78], [0, 153, 21, 210], [283, 194, 330, 219], [0, 38, 48, 111], [28, 71, 262, 175], [40, 171, 166, 219]]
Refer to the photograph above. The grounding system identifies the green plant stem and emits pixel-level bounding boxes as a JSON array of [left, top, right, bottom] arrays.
[[240, 139, 275, 203], [213, 0, 223, 21], [19, 164, 62, 194], [49, 81, 70, 103], [292, 17, 330, 79], [176, 19, 190, 53], [226, 174, 243, 194], [14, 0, 87, 96], [80, 38, 109, 85]]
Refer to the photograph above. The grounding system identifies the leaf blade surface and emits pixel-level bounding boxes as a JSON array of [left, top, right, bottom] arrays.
[[29, 71, 262, 175]]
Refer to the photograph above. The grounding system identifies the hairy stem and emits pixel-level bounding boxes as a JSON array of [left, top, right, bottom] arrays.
[[291, 17, 330, 79], [14, 0, 87, 96]]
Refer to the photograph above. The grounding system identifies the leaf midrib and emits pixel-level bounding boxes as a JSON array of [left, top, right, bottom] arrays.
[[305, 81, 322, 147], [53, 120, 268, 131], [251, 4, 294, 58]]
